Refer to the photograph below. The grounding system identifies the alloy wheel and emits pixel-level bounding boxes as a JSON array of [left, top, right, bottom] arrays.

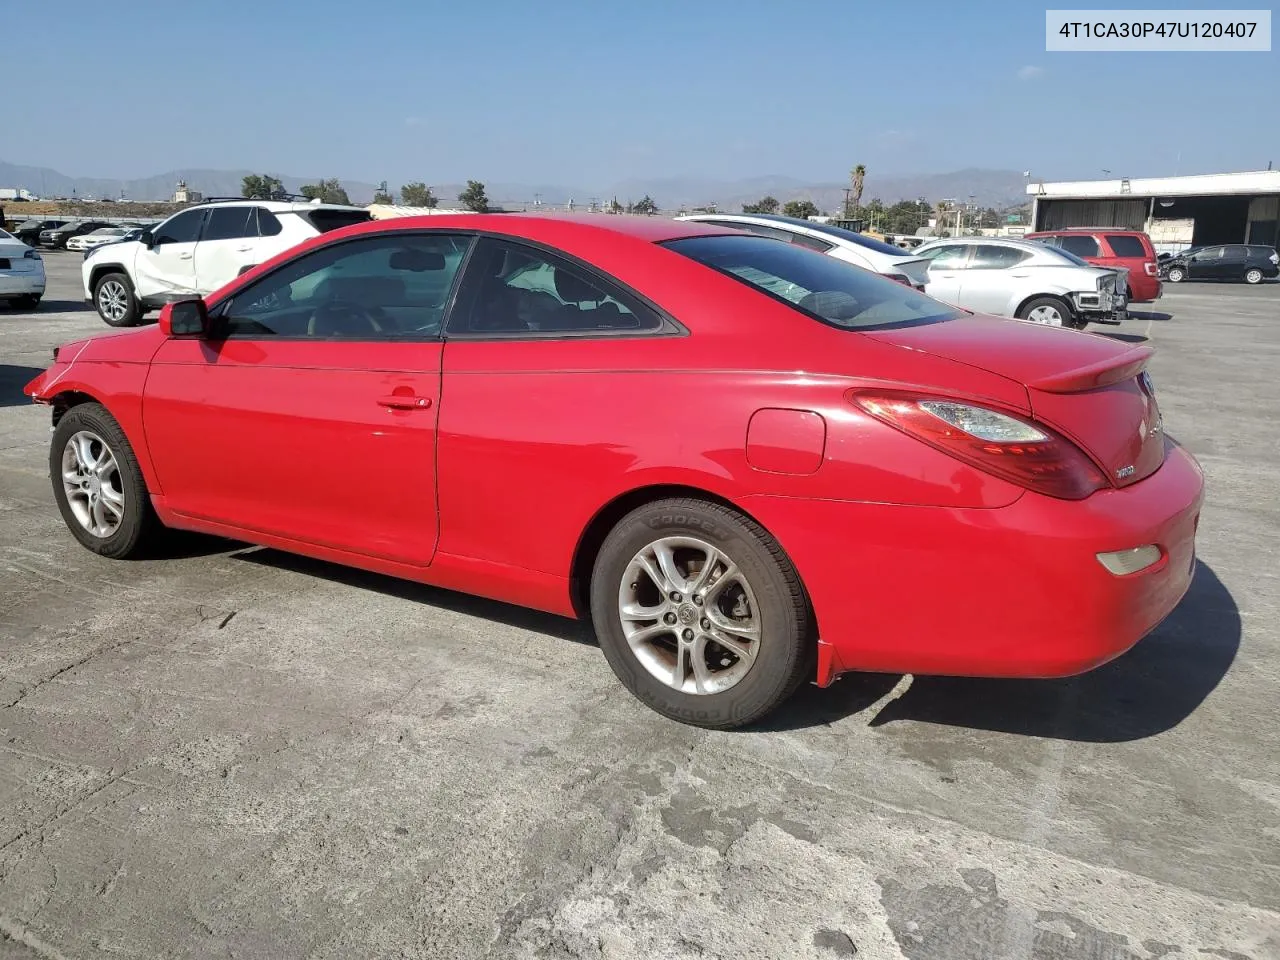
[[97, 280, 129, 322], [1026, 304, 1066, 326], [61, 430, 125, 538], [617, 536, 761, 695]]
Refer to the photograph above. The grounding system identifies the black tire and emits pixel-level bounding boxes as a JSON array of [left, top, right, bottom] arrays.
[[1244, 268, 1264, 285], [18, 294, 41, 310], [1166, 266, 1186, 283], [50, 402, 161, 559], [94, 272, 141, 327], [590, 497, 812, 729], [1017, 295, 1083, 329]]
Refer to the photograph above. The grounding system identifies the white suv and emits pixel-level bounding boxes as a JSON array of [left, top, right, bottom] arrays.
[[82, 199, 372, 326]]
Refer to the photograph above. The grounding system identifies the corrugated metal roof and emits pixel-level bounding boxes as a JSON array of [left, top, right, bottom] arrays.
[[1028, 170, 1280, 199]]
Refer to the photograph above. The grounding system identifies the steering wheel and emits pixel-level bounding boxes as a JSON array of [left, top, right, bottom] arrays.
[[307, 299, 383, 337]]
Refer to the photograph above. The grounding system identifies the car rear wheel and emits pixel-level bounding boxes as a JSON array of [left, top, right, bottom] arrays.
[[1244, 268, 1264, 284], [50, 403, 160, 559], [94, 273, 141, 326], [1017, 296, 1081, 329], [1166, 266, 1186, 283], [16, 294, 41, 310], [590, 498, 812, 729]]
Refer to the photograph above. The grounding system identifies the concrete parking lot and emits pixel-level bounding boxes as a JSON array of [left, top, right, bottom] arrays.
[[1, 252, 1277, 959]]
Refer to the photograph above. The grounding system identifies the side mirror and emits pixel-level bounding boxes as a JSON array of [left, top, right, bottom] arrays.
[[160, 299, 209, 338], [140, 229, 155, 248]]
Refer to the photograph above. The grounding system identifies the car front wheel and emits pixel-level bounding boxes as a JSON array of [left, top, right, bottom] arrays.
[[1244, 268, 1264, 284], [1166, 266, 1186, 282], [590, 498, 812, 729], [94, 273, 141, 326], [1017, 296, 1082, 329], [50, 402, 160, 558]]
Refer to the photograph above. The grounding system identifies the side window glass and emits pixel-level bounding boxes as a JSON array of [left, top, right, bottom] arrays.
[[255, 208, 283, 237], [969, 245, 1030, 269], [449, 238, 662, 336], [1198, 246, 1224, 259], [1224, 245, 1247, 259], [153, 210, 205, 245], [919, 245, 972, 269], [217, 233, 472, 340], [202, 207, 256, 242], [1058, 234, 1100, 257]]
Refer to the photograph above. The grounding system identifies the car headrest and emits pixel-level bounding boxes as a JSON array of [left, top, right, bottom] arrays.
[[553, 267, 599, 304], [390, 249, 445, 272]]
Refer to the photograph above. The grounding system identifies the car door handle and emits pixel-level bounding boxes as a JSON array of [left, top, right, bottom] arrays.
[[179, 253, 193, 260], [377, 395, 432, 410], [235, 246, 253, 252]]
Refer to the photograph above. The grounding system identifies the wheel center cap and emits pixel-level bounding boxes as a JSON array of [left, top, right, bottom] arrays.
[[677, 604, 698, 625], [88, 476, 102, 495]]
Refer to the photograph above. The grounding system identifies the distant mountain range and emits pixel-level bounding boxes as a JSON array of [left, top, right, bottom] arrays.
[[1, 160, 1033, 211]]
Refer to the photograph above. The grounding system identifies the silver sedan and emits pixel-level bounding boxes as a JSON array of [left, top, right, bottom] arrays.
[[913, 236, 1127, 329]]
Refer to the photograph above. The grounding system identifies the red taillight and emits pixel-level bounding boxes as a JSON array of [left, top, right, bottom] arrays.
[[1144, 261, 1157, 276], [852, 391, 1107, 500]]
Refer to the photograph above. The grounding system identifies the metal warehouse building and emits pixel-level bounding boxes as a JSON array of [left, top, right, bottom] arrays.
[[1029, 170, 1280, 253]]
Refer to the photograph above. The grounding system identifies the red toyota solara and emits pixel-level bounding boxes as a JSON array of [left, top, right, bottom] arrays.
[[25, 214, 1204, 728]]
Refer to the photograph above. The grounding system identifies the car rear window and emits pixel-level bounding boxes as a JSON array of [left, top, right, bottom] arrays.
[[297, 209, 374, 233], [1105, 234, 1148, 258], [666, 234, 960, 330]]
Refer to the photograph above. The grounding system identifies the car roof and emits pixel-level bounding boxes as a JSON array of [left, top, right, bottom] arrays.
[[333, 212, 736, 244], [190, 199, 366, 213]]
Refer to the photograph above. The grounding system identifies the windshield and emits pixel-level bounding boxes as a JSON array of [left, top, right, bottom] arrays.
[[666, 234, 960, 330]]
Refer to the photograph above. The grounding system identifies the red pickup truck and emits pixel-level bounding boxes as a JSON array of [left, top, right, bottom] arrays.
[[1025, 228, 1162, 303]]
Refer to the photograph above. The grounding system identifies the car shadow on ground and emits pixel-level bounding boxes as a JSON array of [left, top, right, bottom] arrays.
[[32, 300, 94, 313], [762, 561, 1238, 741], [1098, 332, 1149, 344], [0, 365, 44, 407], [231, 546, 593, 645], [1128, 310, 1173, 322]]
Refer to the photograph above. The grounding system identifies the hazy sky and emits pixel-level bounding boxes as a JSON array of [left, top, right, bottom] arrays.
[[10, 0, 1278, 185]]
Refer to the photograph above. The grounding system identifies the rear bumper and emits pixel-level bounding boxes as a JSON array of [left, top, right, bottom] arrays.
[[741, 441, 1204, 681], [0, 272, 45, 296]]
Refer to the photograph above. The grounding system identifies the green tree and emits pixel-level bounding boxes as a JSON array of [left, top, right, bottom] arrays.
[[241, 174, 286, 200], [632, 194, 658, 215], [607, 198, 624, 214], [741, 196, 779, 214], [399, 181, 438, 207], [299, 178, 350, 204], [782, 199, 820, 219], [458, 180, 489, 212], [372, 189, 394, 204]]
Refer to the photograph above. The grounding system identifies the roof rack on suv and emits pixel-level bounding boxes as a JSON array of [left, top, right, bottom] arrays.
[[196, 194, 320, 204]]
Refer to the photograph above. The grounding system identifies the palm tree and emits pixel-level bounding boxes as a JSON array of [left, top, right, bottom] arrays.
[[851, 165, 867, 209]]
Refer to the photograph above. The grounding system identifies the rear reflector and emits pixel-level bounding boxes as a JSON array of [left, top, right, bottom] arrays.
[[1097, 545, 1161, 576]]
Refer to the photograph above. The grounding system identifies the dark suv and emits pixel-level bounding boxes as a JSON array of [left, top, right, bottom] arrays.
[[1161, 244, 1280, 284], [13, 218, 70, 247]]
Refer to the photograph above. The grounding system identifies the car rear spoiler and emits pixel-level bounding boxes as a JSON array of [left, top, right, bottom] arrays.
[[1028, 344, 1153, 393]]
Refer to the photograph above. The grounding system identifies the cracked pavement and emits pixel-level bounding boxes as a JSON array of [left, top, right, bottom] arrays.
[[0, 254, 1277, 958]]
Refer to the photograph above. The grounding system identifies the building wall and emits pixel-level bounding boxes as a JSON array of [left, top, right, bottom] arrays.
[[1035, 199, 1148, 231]]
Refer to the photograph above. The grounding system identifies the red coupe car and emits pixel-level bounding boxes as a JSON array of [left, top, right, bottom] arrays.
[[25, 213, 1204, 728]]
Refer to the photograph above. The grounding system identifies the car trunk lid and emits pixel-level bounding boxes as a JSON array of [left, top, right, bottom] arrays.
[[864, 315, 1166, 488]]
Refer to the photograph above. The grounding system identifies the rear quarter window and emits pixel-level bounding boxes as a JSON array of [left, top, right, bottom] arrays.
[[1105, 234, 1148, 258], [298, 209, 374, 233], [667, 234, 959, 331]]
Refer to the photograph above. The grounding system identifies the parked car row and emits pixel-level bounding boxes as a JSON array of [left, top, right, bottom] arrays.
[[8, 217, 152, 251]]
